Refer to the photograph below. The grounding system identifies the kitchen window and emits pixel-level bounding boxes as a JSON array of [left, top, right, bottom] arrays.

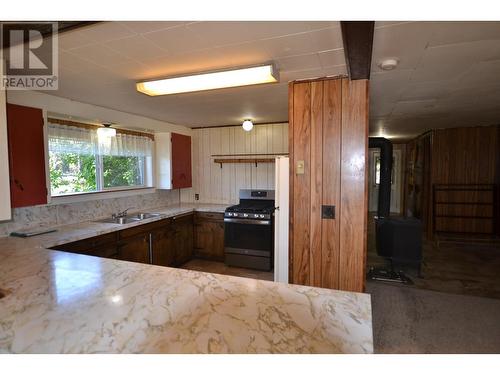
[[48, 121, 153, 196]]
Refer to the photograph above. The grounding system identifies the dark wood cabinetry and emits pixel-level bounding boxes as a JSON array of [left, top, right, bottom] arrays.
[[151, 219, 175, 267], [50, 211, 222, 268], [193, 212, 225, 261], [172, 213, 194, 265], [117, 233, 150, 264], [51, 232, 119, 259]]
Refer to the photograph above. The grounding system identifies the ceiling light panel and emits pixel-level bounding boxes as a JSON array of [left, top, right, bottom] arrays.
[[136, 64, 279, 96]]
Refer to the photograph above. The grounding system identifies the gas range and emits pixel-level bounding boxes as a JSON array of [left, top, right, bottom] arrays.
[[224, 205, 274, 221], [224, 189, 275, 271], [224, 189, 275, 221]]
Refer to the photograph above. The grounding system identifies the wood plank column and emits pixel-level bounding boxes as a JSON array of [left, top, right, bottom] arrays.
[[289, 76, 369, 293]]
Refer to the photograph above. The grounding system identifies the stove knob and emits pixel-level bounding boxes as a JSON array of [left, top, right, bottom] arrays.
[[243, 213, 248, 217], [227, 213, 232, 216], [233, 213, 238, 217], [254, 214, 259, 218], [260, 214, 265, 218]]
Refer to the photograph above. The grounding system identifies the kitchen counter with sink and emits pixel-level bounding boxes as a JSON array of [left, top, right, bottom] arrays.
[[0, 202, 373, 353]]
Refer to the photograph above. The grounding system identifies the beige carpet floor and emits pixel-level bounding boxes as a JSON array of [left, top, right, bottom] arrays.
[[367, 281, 500, 353]]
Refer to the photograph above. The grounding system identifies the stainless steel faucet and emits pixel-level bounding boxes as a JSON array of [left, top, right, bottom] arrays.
[[112, 207, 134, 219]]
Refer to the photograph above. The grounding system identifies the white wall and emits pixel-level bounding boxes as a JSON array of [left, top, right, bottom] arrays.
[[6, 91, 192, 136], [0, 60, 11, 220], [182, 123, 288, 204]]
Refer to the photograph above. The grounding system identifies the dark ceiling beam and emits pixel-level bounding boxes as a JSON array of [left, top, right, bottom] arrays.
[[340, 21, 375, 80], [2, 21, 99, 48], [46, 21, 100, 36]]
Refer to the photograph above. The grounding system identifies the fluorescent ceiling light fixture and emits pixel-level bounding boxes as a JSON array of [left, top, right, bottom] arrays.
[[136, 64, 279, 96]]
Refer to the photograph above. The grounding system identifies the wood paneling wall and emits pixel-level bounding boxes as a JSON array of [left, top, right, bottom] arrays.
[[181, 123, 288, 203], [404, 125, 500, 237], [289, 77, 369, 293], [430, 125, 499, 235]]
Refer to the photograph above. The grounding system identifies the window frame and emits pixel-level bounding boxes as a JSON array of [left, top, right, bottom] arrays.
[[47, 121, 154, 198]]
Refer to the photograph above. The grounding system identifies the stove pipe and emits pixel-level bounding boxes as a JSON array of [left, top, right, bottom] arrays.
[[369, 137, 393, 219]]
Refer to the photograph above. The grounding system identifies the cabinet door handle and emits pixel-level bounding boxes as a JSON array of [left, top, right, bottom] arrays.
[[13, 179, 24, 191], [148, 233, 153, 265]]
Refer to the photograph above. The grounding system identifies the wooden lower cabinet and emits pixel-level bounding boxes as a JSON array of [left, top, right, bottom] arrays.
[[193, 212, 225, 261], [151, 220, 176, 267], [51, 211, 220, 268], [50, 232, 118, 258], [172, 213, 194, 265], [117, 233, 150, 264]]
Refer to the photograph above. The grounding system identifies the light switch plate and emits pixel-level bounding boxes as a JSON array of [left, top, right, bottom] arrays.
[[296, 160, 305, 175]]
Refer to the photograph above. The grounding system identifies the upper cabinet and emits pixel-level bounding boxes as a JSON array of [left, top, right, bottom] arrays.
[[6, 103, 48, 208], [0, 60, 11, 219], [155, 132, 192, 190], [171, 133, 192, 189]]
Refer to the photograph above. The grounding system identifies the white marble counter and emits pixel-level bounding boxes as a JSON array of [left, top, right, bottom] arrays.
[[0, 203, 373, 353]]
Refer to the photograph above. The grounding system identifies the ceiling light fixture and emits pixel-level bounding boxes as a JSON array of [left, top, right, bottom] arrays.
[[378, 58, 399, 71], [97, 123, 116, 138], [136, 64, 279, 96], [242, 119, 254, 132]]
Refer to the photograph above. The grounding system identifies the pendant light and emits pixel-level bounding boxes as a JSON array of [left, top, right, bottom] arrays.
[[242, 119, 253, 132], [97, 123, 117, 138]]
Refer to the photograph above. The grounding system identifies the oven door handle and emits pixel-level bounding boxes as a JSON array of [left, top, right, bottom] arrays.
[[224, 218, 271, 225]]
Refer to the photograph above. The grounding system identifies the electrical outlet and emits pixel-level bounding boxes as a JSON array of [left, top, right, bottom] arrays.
[[194, 194, 199, 201]]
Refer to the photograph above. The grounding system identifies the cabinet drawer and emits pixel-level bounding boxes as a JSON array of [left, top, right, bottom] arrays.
[[195, 212, 224, 222], [119, 218, 171, 239]]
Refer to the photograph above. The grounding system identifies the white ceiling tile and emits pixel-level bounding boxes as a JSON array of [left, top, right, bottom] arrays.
[[318, 49, 345, 68], [323, 64, 347, 77], [143, 26, 207, 54], [307, 27, 344, 52], [187, 21, 317, 47], [104, 35, 170, 61], [260, 32, 314, 58], [68, 44, 134, 67], [41, 21, 500, 134], [75, 22, 136, 43], [375, 21, 413, 29], [119, 21, 188, 35], [410, 40, 500, 82], [372, 22, 434, 71], [391, 99, 439, 117], [427, 21, 500, 47], [58, 30, 95, 51], [399, 81, 453, 101], [307, 22, 341, 30], [276, 53, 321, 72]]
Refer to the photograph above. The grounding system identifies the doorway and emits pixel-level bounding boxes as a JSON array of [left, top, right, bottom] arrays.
[[368, 148, 402, 214]]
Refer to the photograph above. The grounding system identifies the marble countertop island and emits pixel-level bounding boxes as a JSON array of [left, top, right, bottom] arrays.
[[0, 203, 373, 353]]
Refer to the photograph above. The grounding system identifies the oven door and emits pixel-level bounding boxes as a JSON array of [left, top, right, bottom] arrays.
[[224, 218, 273, 257]]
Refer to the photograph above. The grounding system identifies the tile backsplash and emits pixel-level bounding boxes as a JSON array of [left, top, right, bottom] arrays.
[[0, 189, 180, 237]]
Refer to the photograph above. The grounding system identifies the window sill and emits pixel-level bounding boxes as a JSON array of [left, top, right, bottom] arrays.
[[49, 187, 157, 205]]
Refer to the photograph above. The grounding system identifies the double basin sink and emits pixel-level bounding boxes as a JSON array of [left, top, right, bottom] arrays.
[[96, 212, 161, 225]]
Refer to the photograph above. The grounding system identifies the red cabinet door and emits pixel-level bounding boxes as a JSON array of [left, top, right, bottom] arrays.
[[6, 103, 47, 208], [171, 133, 192, 189]]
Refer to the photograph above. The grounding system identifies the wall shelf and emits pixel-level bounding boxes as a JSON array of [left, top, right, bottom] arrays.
[[211, 153, 288, 157], [213, 158, 276, 168]]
